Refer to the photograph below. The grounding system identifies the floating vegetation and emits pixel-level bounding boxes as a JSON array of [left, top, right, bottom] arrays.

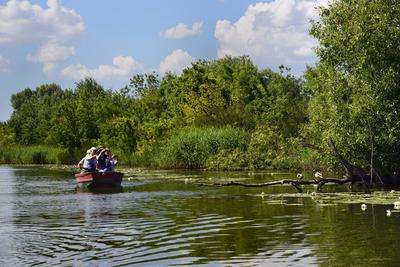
[[316, 203, 337, 207], [264, 200, 287, 205], [284, 203, 304, 206], [252, 190, 400, 207], [386, 209, 400, 216]]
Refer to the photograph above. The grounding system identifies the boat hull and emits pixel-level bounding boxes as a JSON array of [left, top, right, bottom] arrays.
[[75, 172, 123, 188]]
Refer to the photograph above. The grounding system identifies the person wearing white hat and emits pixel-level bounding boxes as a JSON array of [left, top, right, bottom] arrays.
[[77, 147, 98, 172]]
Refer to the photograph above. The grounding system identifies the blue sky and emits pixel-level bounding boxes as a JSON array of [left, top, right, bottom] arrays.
[[0, 0, 327, 121]]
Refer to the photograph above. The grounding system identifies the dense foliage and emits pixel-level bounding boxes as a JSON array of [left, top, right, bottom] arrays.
[[3, 0, 400, 172], [306, 0, 400, 173], [0, 56, 309, 168]]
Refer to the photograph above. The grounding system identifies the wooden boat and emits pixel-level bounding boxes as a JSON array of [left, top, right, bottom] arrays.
[[75, 171, 123, 189]]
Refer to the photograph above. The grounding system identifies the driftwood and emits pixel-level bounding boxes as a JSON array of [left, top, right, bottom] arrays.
[[196, 177, 352, 193], [196, 138, 386, 192]]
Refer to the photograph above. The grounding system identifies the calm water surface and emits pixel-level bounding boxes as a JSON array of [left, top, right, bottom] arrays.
[[0, 166, 400, 266]]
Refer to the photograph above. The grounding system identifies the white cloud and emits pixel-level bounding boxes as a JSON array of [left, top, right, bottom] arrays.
[[26, 41, 75, 72], [61, 56, 144, 80], [161, 22, 203, 39], [0, 0, 84, 73], [0, 55, 10, 72], [214, 0, 329, 72], [0, 0, 85, 44], [159, 49, 195, 74]]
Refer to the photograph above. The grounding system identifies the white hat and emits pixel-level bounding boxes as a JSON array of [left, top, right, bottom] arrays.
[[89, 146, 97, 151]]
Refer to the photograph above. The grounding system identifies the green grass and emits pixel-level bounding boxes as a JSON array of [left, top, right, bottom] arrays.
[[0, 145, 83, 165], [0, 126, 322, 171], [154, 126, 250, 169]]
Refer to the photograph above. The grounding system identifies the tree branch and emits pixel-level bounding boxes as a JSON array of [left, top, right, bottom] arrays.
[[195, 177, 352, 192]]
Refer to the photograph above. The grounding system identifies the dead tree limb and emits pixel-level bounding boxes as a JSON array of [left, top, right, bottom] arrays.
[[328, 137, 369, 182], [195, 177, 352, 193], [328, 137, 384, 186], [194, 138, 393, 192], [195, 138, 369, 192]]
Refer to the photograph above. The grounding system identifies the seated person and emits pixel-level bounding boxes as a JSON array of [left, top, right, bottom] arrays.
[[99, 152, 118, 172], [78, 147, 98, 172], [96, 147, 108, 170]]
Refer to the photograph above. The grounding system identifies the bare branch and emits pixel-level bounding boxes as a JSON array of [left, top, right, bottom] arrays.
[[194, 177, 352, 192]]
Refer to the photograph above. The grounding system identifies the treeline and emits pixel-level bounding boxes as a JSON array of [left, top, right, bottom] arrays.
[[2, 0, 400, 174], [0, 56, 315, 169]]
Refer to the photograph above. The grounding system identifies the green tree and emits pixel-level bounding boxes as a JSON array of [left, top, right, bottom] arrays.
[[47, 100, 81, 148], [129, 72, 160, 98], [306, 0, 400, 172], [74, 78, 107, 145], [249, 67, 308, 137], [0, 122, 14, 145], [9, 84, 65, 144], [182, 83, 243, 127], [100, 117, 139, 154]]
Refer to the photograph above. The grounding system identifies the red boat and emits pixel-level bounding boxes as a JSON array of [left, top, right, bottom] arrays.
[[75, 171, 124, 188]]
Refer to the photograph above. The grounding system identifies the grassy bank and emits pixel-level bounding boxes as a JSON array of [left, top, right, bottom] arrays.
[[0, 145, 84, 165], [0, 126, 322, 171], [117, 126, 323, 171]]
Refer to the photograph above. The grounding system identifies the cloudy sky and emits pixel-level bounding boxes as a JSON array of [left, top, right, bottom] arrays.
[[0, 0, 328, 121]]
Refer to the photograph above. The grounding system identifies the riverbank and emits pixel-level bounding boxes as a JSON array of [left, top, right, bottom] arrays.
[[0, 130, 323, 171], [0, 145, 72, 165]]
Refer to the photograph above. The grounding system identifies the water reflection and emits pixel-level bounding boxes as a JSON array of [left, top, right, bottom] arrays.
[[0, 167, 17, 266], [0, 166, 400, 266], [76, 185, 123, 194]]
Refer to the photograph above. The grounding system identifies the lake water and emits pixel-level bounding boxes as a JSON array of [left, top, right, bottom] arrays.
[[1, 166, 400, 266]]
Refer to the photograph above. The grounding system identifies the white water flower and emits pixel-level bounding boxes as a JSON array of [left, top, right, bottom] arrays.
[[361, 204, 367, 211]]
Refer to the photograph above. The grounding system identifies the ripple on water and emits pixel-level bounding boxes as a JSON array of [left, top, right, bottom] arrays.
[[5, 192, 317, 266], [6, 167, 399, 266]]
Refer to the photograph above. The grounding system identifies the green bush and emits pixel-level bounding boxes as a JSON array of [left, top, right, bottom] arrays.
[[206, 148, 249, 170], [244, 126, 310, 170], [155, 126, 249, 169]]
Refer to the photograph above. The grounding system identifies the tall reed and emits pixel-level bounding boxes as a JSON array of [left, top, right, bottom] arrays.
[[0, 145, 80, 164], [155, 126, 249, 169]]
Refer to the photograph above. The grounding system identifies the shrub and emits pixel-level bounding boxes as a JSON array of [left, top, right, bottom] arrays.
[[206, 148, 249, 170], [156, 126, 249, 169]]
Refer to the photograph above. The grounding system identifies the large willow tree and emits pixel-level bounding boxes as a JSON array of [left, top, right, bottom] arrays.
[[306, 0, 400, 172]]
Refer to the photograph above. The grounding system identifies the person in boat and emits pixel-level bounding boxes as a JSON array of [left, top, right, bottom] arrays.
[[99, 149, 117, 172], [96, 147, 108, 170], [108, 154, 118, 171], [78, 147, 98, 173], [111, 155, 118, 168]]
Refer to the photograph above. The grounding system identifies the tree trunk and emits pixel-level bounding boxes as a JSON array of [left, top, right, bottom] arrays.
[[328, 138, 400, 185], [195, 138, 400, 192]]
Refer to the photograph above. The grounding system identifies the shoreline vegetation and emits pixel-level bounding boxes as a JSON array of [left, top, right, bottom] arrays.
[[0, 57, 321, 172], [0, 126, 320, 170], [2, 2, 400, 179]]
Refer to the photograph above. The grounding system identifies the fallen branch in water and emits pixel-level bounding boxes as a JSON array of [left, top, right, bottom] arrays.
[[195, 177, 352, 193], [194, 138, 388, 193]]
